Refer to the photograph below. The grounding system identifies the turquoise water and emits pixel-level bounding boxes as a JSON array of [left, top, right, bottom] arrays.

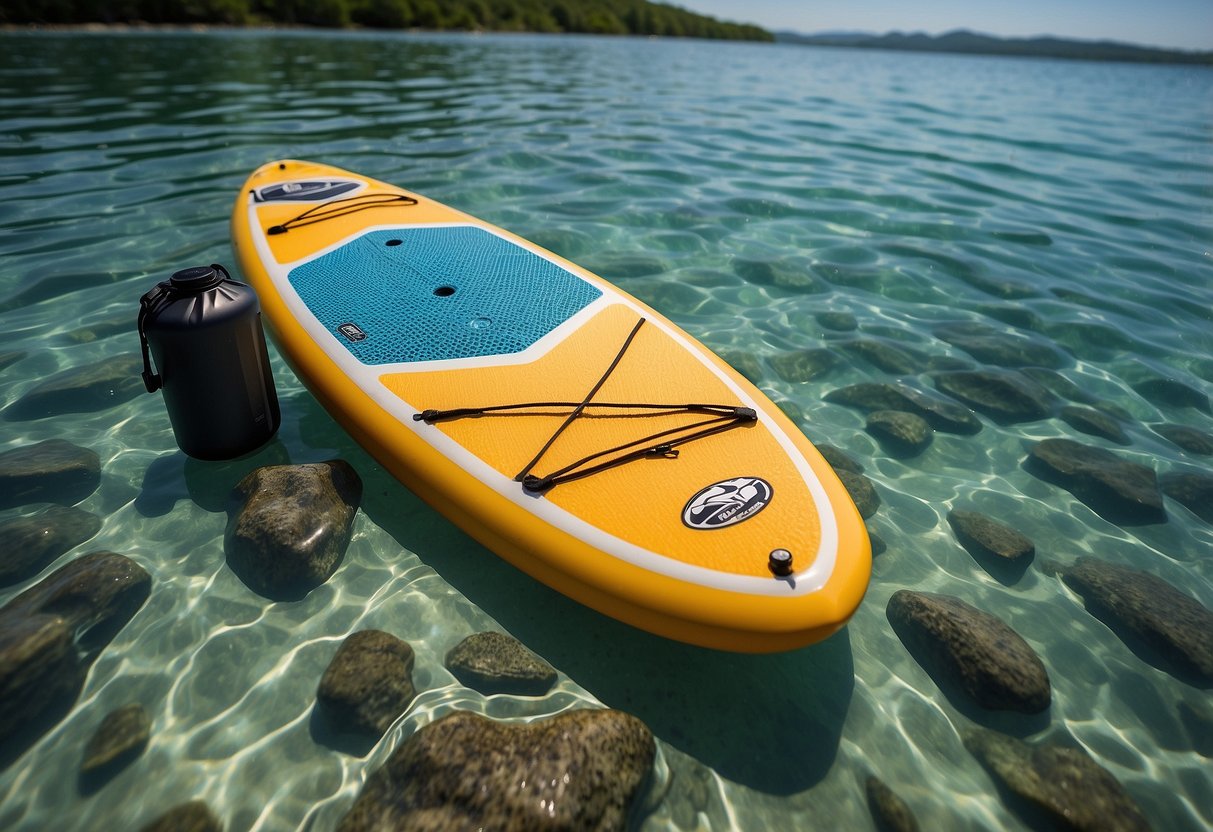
[[1, 29, 1211, 830]]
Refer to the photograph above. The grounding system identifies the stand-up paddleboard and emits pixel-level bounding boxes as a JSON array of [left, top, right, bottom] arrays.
[[231, 160, 870, 652]]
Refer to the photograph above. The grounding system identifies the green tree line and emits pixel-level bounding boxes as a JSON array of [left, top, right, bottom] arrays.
[[4, 0, 773, 41]]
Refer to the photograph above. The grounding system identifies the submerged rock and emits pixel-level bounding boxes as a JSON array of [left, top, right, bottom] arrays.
[[815, 311, 858, 332], [972, 303, 1045, 331], [816, 444, 864, 475], [3, 354, 143, 420], [868, 528, 887, 556], [933, 369, 1054, 424], [627, 279, 707, 317], [1159, 470, 1213, 524], [1152, 423, 1213, 455], [947, 510, 1034, 561], [773, 399, 806, 429], [886, 590, 1050, 713], [837, 470, 880, 519], [583, 253, 667, 280], [963, 726, 1150, 832], [0, 439, 101, 511], [445, 631, 558, 697], [1060, 405, 1129, 444], [955, 272, 1036, 300], [317, 630, 415, 738], [734, 257, 823, 291], [138, 801, 223, 832], [933, 322, 1066, 369], [0, 552, 150, 766], [824, 381, 981, 435], [225, 460, 362, 600], [1021, 367, 1098, 405], [337, 709, 654, 832], [768, 348, 839, 382], [80, 703, 151, 777], [0, 505, 102, 586], [1, 551, 151, 641], [716, 349, 765, 385], [865, 776, 920, 832], [0, 615, 77, 763], [1057, 557, 1213, 685], [0, 351, 26, 373], [866, 410, 933, 457], [66, 313, 134, 345], [841, 338, 928, 375], [1132, 377, 1210, 414], [1025, 439, 1166, 525]]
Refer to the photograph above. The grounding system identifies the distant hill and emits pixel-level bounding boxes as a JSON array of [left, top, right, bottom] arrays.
[[2, 0, 773, 41], [776, 28, 1213, 65]]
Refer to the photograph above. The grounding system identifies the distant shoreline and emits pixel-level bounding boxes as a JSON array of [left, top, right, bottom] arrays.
[[775, 29, 1213, 66], [0, 1, 772, 43], [6, 22, 1210, 65], [8, 22, 752, 39]]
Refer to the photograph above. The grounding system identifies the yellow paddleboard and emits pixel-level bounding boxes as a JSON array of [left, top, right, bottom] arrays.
[[231, 160, 870, 652]]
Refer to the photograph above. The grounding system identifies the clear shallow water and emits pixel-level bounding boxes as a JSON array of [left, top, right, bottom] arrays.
[[1, 29, 1212, 831]]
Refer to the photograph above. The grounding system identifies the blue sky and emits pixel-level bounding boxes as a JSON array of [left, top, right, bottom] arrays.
[[676, 0, 1213, 51]]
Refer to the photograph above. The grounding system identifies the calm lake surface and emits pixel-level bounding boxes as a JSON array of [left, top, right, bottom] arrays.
[[1, 29, 1211, 831]]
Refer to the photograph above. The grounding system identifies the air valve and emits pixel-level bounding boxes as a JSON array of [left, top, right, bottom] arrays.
[[768, 548, 794, 577]]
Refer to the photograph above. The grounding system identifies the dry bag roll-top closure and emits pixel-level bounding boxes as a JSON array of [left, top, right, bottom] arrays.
[[138, 264, 281, 460]]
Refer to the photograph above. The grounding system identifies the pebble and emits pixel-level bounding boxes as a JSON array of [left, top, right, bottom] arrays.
[[886, 590, 1050, 713], [0, 505, 101, 586], [445, 631, 558, 696], [1159, 470, 1213, 524], [1151, 423, 1213, 455], [316, 630, 416, 737], [3, 354, 143, 420], [337, 709, 654, 832], [865, 410, 933, 457], [837, 469, 881, 519], [932, 369, 1054, 423], [0, 439, 101, 511], [825, 381, 981, 434], [946, 509, 1034, 561], [1025, 439, 1166, 525], [225, 460, 362, 600], [768, 348, 840, 382], [80, 703, 151, 776], [865, 776, 920, 832], [963, 726, 1150, 831], [1057, 557, 1213, 685], [1060, 405, 1129, 444]]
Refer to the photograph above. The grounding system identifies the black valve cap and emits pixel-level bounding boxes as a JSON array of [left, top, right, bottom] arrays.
[[170, 265, 223, 292], [768, 548, 794, 577]]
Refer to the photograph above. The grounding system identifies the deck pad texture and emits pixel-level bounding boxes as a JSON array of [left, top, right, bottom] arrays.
[[289, 226, 602, 364]]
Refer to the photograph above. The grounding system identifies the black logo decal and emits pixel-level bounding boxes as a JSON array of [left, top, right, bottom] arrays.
[[337, 323, 367, 342], [682, 476, 773, 530]]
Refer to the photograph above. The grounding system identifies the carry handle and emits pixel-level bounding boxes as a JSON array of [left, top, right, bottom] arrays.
[[137, 283, 169, 393]]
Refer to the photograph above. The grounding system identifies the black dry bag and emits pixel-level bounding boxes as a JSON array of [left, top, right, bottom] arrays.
[[137, 264, 280, 460]]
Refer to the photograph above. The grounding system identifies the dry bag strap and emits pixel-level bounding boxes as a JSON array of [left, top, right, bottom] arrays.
[[138, 283, 169, 393]]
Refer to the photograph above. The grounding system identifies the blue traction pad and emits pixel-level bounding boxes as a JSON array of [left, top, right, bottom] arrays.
[[289, 225, 603, 365]]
